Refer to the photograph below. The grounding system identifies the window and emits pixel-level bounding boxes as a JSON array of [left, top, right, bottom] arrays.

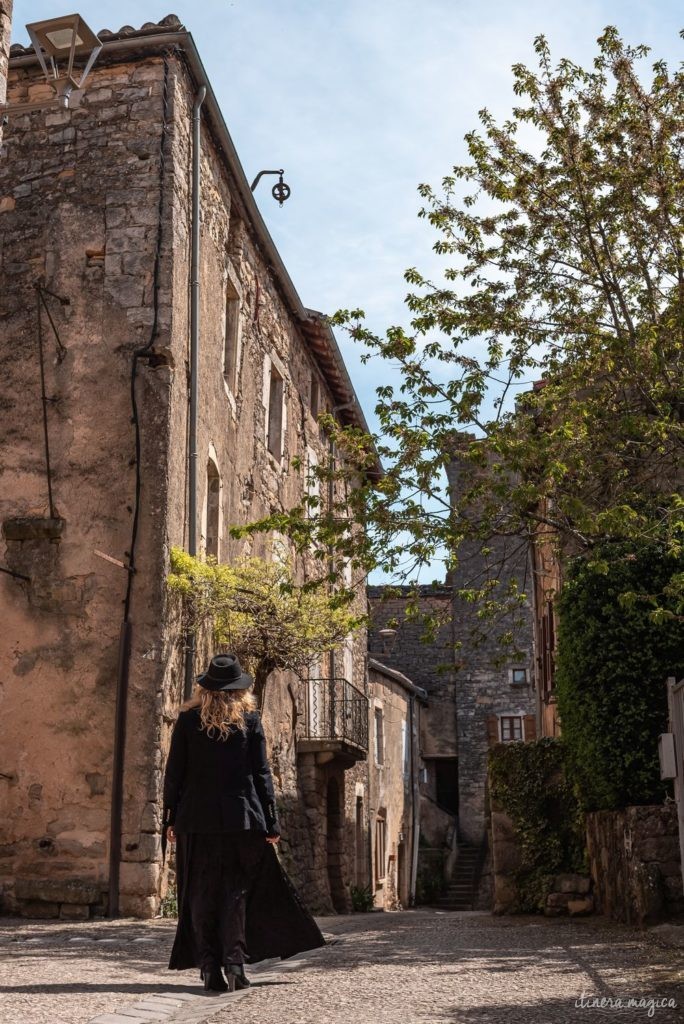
[[310, 374, 320, 419], [500, 716, 523, 742], [267, 363, 284, 458], [223, 278, 240, 392], [205, 458, 221, 560], [511, 668, 528, 686], [374, 706, 384, 766], [401, 720, 409, 780], [355, 795, 365, 887], [341, 637, 353, 683], [305, 446, 320, 518], [374, 815, 386, 882]]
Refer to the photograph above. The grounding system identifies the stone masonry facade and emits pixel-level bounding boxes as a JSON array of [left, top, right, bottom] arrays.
[[367, 586, 457, 851], [586, 804, 683, 925], [0, 18, 373, 919], [0, 0, 11, 110]]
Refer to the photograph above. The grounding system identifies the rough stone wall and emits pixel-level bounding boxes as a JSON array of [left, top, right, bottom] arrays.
[[445, 459, 537, 847], [586, 804, 683, 925], [162, 57, 370, 913], [0, 47, 370, 919], [0, 54, 175, 918], [367, 588, 455, 757], [0, 0, 11, 118], [367, 588, 456, 860], [368, 545, 536, 852], [368, 667, 415, 909]]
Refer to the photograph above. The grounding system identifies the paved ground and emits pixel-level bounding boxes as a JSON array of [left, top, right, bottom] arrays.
[[0, 911, 682, 1024]]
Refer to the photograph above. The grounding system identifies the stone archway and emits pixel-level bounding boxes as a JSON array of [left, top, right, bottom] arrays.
[[326, 776, 346, 913]]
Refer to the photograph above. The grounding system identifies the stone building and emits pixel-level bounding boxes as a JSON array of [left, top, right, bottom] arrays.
[[367, 659, 426, 910], [0, 16, 375, 919], [367, 585, 457, 849], [368, 455, 536, 907]]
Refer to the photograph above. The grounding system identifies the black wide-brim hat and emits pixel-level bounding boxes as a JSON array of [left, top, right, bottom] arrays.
[[197, 654, 254, 692]]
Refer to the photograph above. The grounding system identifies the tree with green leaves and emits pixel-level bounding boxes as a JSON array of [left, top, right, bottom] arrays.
[[240, 27, 684, 620], [167, 549, 362, 709]]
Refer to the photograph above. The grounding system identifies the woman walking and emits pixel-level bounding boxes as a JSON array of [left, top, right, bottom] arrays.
[[163, 653, 325, 993]]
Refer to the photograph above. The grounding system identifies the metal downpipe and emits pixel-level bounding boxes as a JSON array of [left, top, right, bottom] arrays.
[[184, 84, 206, 700]]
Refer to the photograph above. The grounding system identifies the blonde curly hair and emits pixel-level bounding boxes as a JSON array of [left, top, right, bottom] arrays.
[[182, 684, 257, 741]]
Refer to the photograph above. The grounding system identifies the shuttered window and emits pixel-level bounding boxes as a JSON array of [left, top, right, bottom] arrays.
[[500, 716, 523, 742]]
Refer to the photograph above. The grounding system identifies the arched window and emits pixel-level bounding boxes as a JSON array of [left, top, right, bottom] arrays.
[[206, 458, 221, 560]]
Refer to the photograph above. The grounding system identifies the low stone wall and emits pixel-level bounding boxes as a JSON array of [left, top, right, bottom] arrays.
[[586, 804, 683, 925], [490, 808, 592, 915]]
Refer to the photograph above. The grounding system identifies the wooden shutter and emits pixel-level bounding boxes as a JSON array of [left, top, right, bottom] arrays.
[[523, 715, 537, 741], [486, 715, 499, 746]]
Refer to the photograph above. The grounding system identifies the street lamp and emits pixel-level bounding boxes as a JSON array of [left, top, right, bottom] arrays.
[[378, 627, 398, 656], [2, 13, 102, 117]]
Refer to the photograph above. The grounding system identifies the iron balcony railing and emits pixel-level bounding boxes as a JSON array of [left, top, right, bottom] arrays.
[[302, 677, 369, 751]]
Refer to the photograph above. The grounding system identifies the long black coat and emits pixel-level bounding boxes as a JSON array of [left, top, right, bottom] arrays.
[[163, 708, 279, 835], [163, 706, 326, 968]]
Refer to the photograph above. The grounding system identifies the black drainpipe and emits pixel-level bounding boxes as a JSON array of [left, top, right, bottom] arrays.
[[183, 84, 206, 700]]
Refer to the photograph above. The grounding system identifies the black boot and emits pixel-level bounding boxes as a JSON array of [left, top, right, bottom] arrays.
[[225, 963, 250, 989], [200, 966, 228, 993]]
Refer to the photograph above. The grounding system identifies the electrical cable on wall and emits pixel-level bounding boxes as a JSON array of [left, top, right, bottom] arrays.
[[35, 283, 69, 521]]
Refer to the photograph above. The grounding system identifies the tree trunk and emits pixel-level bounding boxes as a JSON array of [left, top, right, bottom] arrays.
[[253, 663, 275, 712]]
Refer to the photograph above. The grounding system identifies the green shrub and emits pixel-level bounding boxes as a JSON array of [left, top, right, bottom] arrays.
[[489, 738, 585, 912], [554, 542, 684, 811], [414, 857, 446, 905], [350, 884, 375, 912], [160, 883, 178, 918]]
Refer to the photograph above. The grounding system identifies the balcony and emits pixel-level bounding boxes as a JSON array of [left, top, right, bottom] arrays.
[[297, 677, 368, 765]]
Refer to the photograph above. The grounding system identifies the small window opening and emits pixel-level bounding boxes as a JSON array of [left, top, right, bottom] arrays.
[[310, 374, 320, 419], [267, 363, 284, 458], [206, 459, 221, 559], [374, 707, 384, 766], [375, 815, 387, 882], [224, 279, 240, 391]]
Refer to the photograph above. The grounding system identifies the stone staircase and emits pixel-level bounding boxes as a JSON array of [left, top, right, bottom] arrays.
[[433, 840, 481, 911]]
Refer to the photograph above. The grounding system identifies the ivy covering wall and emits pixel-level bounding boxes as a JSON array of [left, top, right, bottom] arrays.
[[489, 738, 585, 912], [554, 542, 684, 812]]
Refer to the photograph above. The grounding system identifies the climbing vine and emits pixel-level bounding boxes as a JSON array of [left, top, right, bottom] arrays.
[[554, 542, 684, 811], [489, 738, 585, 912]]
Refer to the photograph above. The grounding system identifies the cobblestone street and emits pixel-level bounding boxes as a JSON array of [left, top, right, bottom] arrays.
[[1, 910, 682, 1024]]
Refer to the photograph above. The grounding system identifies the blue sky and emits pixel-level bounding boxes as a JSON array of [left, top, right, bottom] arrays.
[[10, 1, 684, 578], [11, 1, 684, 427]]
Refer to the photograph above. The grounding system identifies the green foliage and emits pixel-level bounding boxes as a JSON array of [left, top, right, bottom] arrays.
[[414, 867, 446, 906], [350, 884, 375, 912], [554, 542, 684, 811], [160, 883, 178, 918], [167, 548, 363, 707], [489, 738, 585, 912], [238, 27, 684, 628]]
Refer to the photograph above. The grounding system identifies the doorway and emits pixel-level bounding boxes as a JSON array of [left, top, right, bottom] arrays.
[[326, 776, 346, 912]]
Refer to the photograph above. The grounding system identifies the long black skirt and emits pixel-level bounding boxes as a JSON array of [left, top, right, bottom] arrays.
[[169, 831, 326, 970]]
